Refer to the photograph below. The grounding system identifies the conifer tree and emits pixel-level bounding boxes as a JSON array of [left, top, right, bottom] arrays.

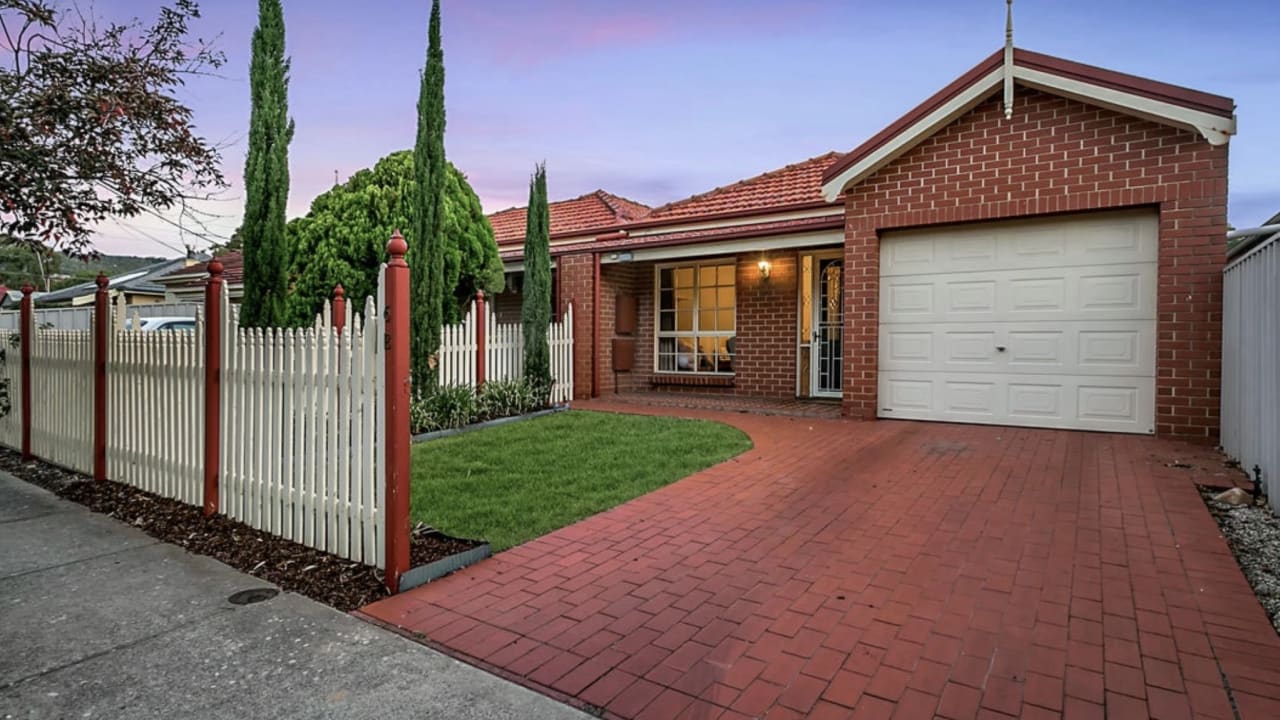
[[409, 0, 446, 389], [521, 164, 552, 393]]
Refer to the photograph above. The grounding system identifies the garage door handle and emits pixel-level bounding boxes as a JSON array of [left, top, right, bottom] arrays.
[[996, 345, 1007, 352]]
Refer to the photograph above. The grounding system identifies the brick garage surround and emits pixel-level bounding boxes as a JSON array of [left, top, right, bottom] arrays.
[[840, 88, 1229, 442], [560, 250, 828, 400]]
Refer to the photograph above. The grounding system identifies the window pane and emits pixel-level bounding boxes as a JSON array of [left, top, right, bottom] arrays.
[[718, 308, 734, 331], [717, 264, 734, 286], [674, 267, 694, 288], [700, 265, 717, 287], [676, 338, 695, 372], [659, 268, 673, 290], [700, 287, 715, 310], [659, 337, 678, 354], [659, 311, 675, 332], [699, 309, 715, 331], [698, 336, 717, 372], [675, 288, 693, 313], [676, 310, 693, 332], [717, 286, 734, 308], [659, 289, 674, 312]]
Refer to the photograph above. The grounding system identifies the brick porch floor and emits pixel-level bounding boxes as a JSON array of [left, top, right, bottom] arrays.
[[604, 391, 842, 419], [361, 403, 1280, 719]]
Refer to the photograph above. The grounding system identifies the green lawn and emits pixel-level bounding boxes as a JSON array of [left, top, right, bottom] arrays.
[[409, 410, 752, 550]]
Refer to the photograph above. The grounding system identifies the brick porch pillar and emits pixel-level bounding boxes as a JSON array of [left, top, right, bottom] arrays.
[[558, 252, 596, 400]]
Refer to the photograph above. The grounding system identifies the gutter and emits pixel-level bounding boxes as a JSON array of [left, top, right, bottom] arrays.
[[1227, 224, 1280, 261]]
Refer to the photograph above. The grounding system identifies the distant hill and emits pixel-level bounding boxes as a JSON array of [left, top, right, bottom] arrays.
[[0, 247, 174, 292]]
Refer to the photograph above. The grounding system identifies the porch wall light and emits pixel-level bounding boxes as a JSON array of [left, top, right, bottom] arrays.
[[757, 259, 771, 279]]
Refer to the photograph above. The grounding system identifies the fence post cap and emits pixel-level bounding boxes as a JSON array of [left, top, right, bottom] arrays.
[[95, 272, 109, 290], [476, 289, 485, 301], [208, 258, 224, 278], [333, 283, 345, 300], [387, 230, 408, 259], [20, 283, 33, 296]]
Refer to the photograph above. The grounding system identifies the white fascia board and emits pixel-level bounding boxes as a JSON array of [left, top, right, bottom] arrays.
[[627, 206, 843, 238], [821, 69, 1004, 201], [1012, 66, 1236, 147], [501, 259, 557, 273], [603, 229, 843, 265]]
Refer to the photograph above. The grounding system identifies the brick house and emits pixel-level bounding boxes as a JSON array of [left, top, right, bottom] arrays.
[[502, 48, 1235, 442]]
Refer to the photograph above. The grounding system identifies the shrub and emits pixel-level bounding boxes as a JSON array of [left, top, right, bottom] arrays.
[[410, 378, 552, 434], [477, 378, 546, 419]]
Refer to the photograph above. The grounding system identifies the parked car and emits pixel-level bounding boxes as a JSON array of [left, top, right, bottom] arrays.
[[125, 316, 197, 332]]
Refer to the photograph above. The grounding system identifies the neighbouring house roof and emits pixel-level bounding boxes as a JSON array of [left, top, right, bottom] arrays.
[[37, 256, 206, 306], [155, 252, 244, 295], [488, 190, 652, 246], [820, 47, 1237, 200], [644, 152, 842, 221]]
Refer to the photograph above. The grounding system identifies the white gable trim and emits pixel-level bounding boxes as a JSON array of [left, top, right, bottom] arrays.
[[821, 69, 1004, 201], [821, 66, 1236, 201], [1012, 66, 1236, 147]]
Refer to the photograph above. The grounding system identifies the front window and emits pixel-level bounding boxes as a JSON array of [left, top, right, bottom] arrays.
[[656, 261, 735, 374]]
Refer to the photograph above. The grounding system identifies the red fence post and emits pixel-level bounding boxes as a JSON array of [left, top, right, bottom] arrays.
[[202, 259, 224, 517], [19, 284, 32, 461], [93, 273, 109, 481], [475, 290, 486, 390], [383, 231, 411, 593], [332, 283, 346, 334]]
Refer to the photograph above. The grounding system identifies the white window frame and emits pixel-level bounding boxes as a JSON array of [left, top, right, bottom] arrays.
[[653, 259, 737, 376]]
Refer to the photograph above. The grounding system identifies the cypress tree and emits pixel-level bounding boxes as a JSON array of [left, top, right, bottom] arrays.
[[239, 0, 293, 327], [521, 163, 552, 393], [409, 0, 446, 390]]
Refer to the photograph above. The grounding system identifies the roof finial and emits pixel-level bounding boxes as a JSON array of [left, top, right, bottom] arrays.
[[1003, 0, 1015, 120]]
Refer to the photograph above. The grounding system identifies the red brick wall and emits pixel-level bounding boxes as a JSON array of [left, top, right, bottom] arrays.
[[841, 88, 1229, 442], [733, 254, 798, 397], [559, 253, 596, 400]]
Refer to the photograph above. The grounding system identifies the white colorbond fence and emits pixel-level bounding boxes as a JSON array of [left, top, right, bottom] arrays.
[[1222, 231, 1280, 501], [0, 302, 198, 331], [437, 299, 575, 403], [220, 282, 385, 569]]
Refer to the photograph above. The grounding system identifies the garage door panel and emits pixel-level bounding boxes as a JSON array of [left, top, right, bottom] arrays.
[[880, 264, 1156, 323], [880, 371, 1155, 433], [881, 209, 1158, 277], [878, 210, 1158, 434], [880, 321, 1156, 376]]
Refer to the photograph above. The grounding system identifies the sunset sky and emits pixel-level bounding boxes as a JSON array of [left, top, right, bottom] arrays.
[[89, 0, 1279, 257]]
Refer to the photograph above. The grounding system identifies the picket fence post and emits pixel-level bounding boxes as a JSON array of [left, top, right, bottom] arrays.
[[475, 290, 486, 390], [383, 232, 411, 593], [332, 284, 346, 334], [93, 273, 109, 481], [19, 284, 32, 461], [203, 259, 224, 517]]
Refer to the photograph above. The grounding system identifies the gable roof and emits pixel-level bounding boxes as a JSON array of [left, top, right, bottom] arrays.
[[488, 190, 651, 245], [645, 152, 842, 221], [821, 48, 1236, 200], [38, 256, 205, 305]]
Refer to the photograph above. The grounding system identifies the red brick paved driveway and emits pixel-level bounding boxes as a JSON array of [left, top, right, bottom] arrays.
[[362, 403, 1280, 719]]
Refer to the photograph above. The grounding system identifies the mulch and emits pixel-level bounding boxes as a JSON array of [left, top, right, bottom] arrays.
[[0, 449, 482, 612]]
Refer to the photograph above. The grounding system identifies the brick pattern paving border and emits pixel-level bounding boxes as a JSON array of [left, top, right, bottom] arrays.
[[361, 404, 1280, 719]]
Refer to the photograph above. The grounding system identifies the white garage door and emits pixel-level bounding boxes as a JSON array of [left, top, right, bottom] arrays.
[[878, 210, 1157, 434]]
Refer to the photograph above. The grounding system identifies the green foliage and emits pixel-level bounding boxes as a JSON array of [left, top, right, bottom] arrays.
[[521, 163, 552, 389], [408, 378, 549, 434], [284, 151, 502, 327], [239, 0, 294, 327], [409, 0, 447, 391], [0, 1, 226, 256]]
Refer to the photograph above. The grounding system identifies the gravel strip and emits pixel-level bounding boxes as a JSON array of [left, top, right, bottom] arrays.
[[1201, 485, 1280, 634], [0, 449, 481, 612]]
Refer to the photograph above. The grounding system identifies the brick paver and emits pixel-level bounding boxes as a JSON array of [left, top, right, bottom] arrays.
[[361, 402, 1280, 719]]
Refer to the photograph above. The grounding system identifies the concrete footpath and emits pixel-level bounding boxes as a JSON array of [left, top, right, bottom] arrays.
[[0, 473, 587, 720]]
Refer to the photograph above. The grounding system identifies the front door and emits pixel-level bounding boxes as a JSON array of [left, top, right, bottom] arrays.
[[798, 253, 843, 398]]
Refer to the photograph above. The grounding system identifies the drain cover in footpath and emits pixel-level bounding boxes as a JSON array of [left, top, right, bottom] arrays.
[[227, 588, 279, 606]]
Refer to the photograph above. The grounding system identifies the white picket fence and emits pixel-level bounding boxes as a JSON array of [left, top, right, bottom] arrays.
[[437, 301, 575, 403], [0, 331, 21, 450], [107, 310, 204, 506], [30, 329, 95, 474], [0, 302, 198, 331], [220, 276, 386, 569]]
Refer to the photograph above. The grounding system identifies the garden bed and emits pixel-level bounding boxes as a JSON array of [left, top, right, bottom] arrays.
[[0, 449, 485, 611], [1200, 483, 1280, 634]]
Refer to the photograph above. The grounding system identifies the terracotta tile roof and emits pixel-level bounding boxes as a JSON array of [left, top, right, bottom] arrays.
[[488, 190, 651, 246], [644, 152, 843, 221], [157, 251, 244, 288]]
